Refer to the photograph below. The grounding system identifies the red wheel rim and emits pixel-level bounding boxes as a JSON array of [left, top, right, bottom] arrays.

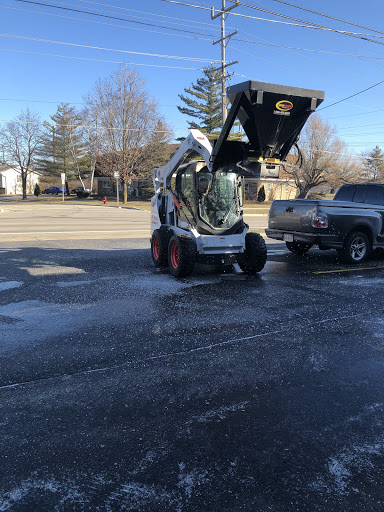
[[170, 241, 180, 269], [152, 236, 160, 259]]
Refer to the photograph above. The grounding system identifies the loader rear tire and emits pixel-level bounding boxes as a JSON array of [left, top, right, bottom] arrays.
[[168, 234, 196, 278], [151, 228, 172, 267], [237, 232, 267, 275]]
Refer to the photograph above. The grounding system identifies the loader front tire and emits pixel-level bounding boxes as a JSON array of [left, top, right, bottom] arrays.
[[151, 228, 172, 267], [168, 234, 196, 278], [237, 232, 267, 275]]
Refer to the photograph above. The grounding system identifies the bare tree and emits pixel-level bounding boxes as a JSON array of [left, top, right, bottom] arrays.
[[81, 108, 98, 193], [284, 114, 360, 198], [84, 65, 173, 203], [0, 109, 43, 199]]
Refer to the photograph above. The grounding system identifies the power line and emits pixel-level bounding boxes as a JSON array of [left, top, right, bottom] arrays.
[[0, 33, 219, 63], [268, 0, 384, 36], [6, 3, 384, 64], [227, 0, 384, 39], [0, 118, 189, 134], [162, 0, 384, 46], [14, 0, 218, 38], [0, 97, 84, 105], [0, 5, 215, 43], [0, 97, 179, 108], [18, 0, 384, 43], [238, 1, 384, 71], [231, 38, 384, 60], [230, 0, 384, 40], [34, 0, 220, 31], [327, 110, 384, 120], [0, 48, 204, 70], [318, 80, 384, 111]]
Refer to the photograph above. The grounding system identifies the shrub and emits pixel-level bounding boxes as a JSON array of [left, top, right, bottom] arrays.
[[76, 190, 90, 199], [257, 185, 266, 202], [34, 184, 41, 197]]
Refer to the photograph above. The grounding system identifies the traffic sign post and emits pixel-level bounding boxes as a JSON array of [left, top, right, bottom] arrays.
[[114, 171, 120, 207], [61, 173, 65, 202]]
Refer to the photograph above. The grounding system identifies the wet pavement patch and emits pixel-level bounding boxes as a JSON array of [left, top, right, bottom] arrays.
[[0, 281, 23, 291]]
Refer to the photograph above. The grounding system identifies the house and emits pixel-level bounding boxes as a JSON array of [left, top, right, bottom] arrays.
[[244, 167, 297, 202], [0, 165, 42, 195], [94, 176, 150, 198]]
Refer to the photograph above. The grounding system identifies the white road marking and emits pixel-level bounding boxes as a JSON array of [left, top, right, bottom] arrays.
[[0, 230, 149, 235]]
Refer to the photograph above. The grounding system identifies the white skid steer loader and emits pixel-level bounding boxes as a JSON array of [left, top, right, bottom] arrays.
[[150, 80, 324, 278]]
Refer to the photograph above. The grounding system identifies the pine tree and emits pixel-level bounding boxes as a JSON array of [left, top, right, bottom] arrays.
[[177, 67, 243, 141], [362, 146, 384, 182], [37, 103, 85, 179], [178, 66, 222, 138]]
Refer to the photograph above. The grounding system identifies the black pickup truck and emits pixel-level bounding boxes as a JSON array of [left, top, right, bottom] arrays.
[[265, 183, 384, 263]]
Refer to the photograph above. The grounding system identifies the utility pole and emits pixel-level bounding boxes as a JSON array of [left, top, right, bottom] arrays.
[[211, 0, 239, 126]]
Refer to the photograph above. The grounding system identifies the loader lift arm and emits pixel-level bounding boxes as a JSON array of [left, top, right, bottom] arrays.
[[152, 129, 213, 195]]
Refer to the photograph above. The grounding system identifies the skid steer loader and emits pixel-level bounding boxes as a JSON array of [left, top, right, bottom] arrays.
[[150, 80, 324, 277]]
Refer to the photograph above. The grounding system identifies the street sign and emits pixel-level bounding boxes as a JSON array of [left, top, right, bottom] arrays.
[[114, 171, 120, 178]]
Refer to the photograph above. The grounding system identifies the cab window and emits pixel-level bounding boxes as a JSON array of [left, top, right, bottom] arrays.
[[334, 185, 355, 202], [353, 185, 366, 203], [365, 185, 384, 206]]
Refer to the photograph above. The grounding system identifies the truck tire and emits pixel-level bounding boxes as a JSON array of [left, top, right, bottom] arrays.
[[151, 229, 172, 267], [168, 234, 196, 277], [237, 232, 267, 275], [286, 241, 313, 254], [340, 230, 369, 264]]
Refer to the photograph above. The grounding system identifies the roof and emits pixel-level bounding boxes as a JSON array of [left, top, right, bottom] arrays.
[[0, 164, 43, 176]]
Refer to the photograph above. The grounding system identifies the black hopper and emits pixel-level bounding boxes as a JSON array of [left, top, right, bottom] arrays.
[[211, 80, 325, 175]]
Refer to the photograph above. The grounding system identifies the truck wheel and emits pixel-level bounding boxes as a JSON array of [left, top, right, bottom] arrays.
[[151, 229, 172, 267], [340, 231, 369, 264], [286, 241, 313, 254], [237, 233, 267, 275], [168, 234, 196, 277]]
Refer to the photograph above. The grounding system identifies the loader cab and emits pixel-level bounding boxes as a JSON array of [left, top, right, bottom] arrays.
[[175, 162, 244, 236]]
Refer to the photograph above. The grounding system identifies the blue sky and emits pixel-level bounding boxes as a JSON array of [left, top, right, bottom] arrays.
[[1, 0, 384, 158]]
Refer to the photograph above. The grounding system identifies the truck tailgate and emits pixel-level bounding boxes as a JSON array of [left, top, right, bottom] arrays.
[[268, 200, 318, 232]]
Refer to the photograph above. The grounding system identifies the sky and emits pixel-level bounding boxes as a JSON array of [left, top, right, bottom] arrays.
[[1, 0, 384, 160]]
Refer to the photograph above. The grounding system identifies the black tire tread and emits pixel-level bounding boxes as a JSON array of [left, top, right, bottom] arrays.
[[151, 228, 172, 267], [238, 232, 267, 275], [339, 230, 369, 264], [168, 234, 196, 278]]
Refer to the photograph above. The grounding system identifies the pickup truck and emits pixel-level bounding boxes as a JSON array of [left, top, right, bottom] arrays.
[[265, 183, 384, 264]]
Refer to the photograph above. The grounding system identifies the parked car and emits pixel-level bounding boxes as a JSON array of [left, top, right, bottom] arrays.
[[266, 183, 384, 264], [71, 186, 90, 195], [43, 186, 66, 195]]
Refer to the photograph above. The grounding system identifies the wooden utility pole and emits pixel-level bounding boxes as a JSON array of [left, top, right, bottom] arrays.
[[211, 0, 239, 126]]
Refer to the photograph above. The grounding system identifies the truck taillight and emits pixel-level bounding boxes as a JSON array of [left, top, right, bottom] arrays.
[[312, 215, 328, 228]]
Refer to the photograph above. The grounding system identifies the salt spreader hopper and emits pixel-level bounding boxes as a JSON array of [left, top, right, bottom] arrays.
[[151, 80, 325, 277]]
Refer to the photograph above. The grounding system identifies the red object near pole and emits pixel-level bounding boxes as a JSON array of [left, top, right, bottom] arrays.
[[103, 196, 107, 204]]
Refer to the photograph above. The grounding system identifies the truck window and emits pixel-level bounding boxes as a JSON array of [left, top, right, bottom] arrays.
[[334, 185, 355, 201], [353, 185, 366, 203], [365, 185, 384, 206]]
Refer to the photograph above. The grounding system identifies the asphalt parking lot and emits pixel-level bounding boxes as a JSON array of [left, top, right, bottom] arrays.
[[1, 204, 384, 511]]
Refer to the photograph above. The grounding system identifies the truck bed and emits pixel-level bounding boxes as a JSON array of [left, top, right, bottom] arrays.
[[268, 199, 361, 232]]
